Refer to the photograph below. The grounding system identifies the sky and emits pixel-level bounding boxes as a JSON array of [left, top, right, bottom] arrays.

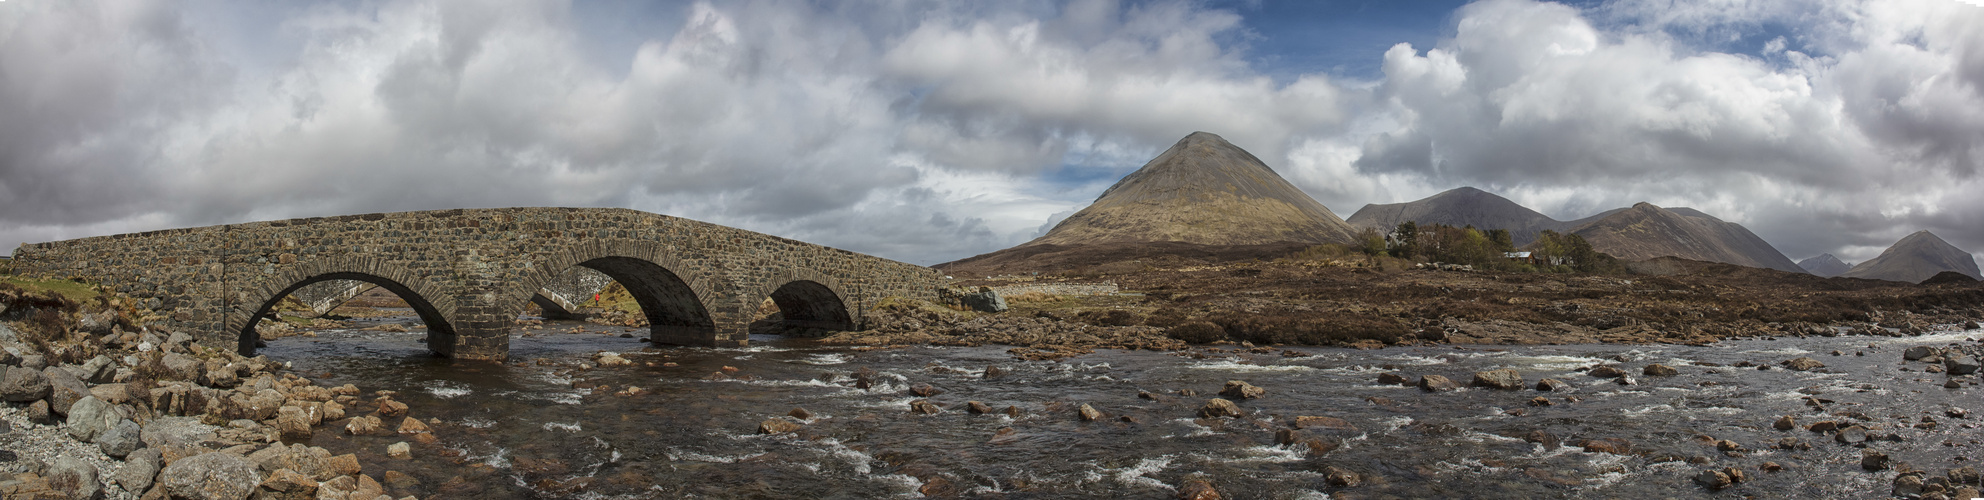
[[2, 0, 1982, 267]]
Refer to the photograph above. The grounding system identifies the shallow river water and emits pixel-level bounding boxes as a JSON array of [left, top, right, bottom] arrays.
[[261, 313, 1984, 499]]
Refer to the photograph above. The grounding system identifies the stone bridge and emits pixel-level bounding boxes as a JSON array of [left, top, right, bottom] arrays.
[[10, 208, 942, 361]]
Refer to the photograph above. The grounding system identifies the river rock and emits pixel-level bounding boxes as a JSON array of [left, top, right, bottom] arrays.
[[983, 366, 1007, 378], [97, 418, 143, 458], [1528, 396, 1552, 407], [1948, 356, 1981, 375], [396, 415, 432, 435], [317, 474, 385, 500], [1950, 466, 1979, 485], [1893, 472, 1926, 497], [259, 468, 319, 500], [1418, 375, 1460, 392], [1774, 416, 1796, 431], [0, 366, 51, 402], [1219, 380, 1264, 399], [1178, 478, 1222, 500], [1694, 469, 1732, 490], [45, 455, 100, 500], [20, 354, 46, 370], [1199, 398, 1242, 418], [910, 384, 942, 397], [1078, 404, 1104, 422], [788, 408, 814, 420], [758, 419, 801, 434], [1588, 365, 1627, 378], [345, 415, 384, 435], [1581, 438, 1632, 454], [1862, 450, 1892, 470], [594, 352, 631, 367], [375, 398, 408, 417], [909, 400, 942, 415], [1470, 369, 1523, 390], [1642, 364, 1679, 377], [114, 448, 162, 493], [327, 454, 362, 477], [162, 452, 262, 500], [1376, 373, 1411, 386], [1906, 346, 1938, 360], [387, 441, 411, 459], [1837, 425, 1870, 444], [276, 406, 312, 440], [1293, 416, 1357, 431], [1323, 466, 1360, 487], [966, 401, 994, 415], [1534, 378, 1571, 392], [1782, 357, 1825, 371]]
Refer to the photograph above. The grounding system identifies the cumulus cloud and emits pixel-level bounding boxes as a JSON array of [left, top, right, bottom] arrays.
[[1, 0, 1980, 267], [1343, 0, 1984, 263]]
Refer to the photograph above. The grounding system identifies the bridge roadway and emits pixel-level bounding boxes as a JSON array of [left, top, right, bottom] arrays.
[[9, 207, 942, 361]]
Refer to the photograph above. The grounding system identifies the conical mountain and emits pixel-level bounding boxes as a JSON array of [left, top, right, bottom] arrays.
[[1840, 231, 1981, 283], [1569, 203, 1805, 273], [1346, 187, 1560, 246], [1797, 254, 1852, 277], [1025, 132, 1358, 246]]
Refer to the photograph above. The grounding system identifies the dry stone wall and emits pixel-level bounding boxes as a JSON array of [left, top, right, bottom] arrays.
[[10, 207, 941, 360]]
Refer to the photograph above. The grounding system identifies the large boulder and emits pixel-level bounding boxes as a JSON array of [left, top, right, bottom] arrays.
[[66, 396, 131, 442], [1947, 356, 1980, 376], [1904, 346, 1938, 361], [80, 355, 118, 384], [1642, 364, 1679, 377], [1587, 366, 1627, 378], [1470, 369, 1524, 390], [246, 443, 337, 481], [44, 365, 90, 415], [161, 452, 262, 500], [45, 455, 101, 500], [0, 366, 51, 402], [1535, 378, 1572, 392]]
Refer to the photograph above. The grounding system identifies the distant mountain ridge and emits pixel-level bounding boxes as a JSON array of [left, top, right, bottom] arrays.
[[1841, 231, 1982, 283], [1346, 187, 1563, 246], [1798, 254, 1852, 277], [1569, 202, 1805, 273], [1349, 188, 1803, 273]]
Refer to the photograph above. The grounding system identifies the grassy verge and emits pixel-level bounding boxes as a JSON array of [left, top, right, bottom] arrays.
[[1, 276, 104, 303]]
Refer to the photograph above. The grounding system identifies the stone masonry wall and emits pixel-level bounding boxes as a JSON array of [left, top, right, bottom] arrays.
[[9, 207, 942, 360]]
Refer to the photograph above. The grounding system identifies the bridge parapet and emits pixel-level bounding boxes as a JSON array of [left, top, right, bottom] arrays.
[[11, 207, 942, 360]]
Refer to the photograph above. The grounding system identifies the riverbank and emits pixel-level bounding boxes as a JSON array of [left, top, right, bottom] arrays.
[[829, 255, 1984, 359]]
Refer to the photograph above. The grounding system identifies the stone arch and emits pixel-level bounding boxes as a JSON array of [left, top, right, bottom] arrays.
[[520, 241, 720, 346], [747, 268, 855, 333], [229, 257, 456, 356]]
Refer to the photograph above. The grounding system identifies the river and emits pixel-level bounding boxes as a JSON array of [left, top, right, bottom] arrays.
[[260, 311, 1980, 499]]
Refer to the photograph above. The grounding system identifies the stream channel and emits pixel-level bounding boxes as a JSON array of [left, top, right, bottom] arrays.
[[261, 310, 1984, 499]]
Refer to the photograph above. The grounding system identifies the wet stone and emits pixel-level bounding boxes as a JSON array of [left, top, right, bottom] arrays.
[[1642, 364, 1679, 377], [1417, 375, 1460, 392], [1863, 450, 1892, 470], [1470, 369, 1524, 390], [1534, 378, 1571, 392], [1198, 398, 1242, 418], [1218, 380, 1264, 399], [1077, 404, 1103, 422], [966, 401, 994, 415], [1376, 373, 1411, 386], [1694, 469, 1733, 490], [1587, 366, 1627, 379], [1774, 415, 1796, 430]]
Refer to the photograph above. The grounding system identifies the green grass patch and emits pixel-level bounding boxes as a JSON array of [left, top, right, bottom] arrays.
[[1, 276, 103, 303]]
